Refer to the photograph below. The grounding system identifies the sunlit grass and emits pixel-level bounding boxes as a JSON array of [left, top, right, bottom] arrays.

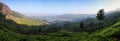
[[6, 14, 48, 26]]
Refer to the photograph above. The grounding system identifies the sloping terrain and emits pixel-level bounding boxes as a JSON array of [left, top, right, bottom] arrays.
[[0, 2, 48, 26]]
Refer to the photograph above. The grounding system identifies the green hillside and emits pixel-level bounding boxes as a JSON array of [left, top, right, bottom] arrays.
[[0, 20, 120, 41], [89, 21, 120, 41], [0, 10, 48, 26], [6, 14, 48, 26]]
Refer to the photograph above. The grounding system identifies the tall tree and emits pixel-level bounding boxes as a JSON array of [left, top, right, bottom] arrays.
[[96, 9, 105, 21], [96, 9, 105, 28]]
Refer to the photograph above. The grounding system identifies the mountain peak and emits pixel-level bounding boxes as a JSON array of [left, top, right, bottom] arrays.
[[0, 2, 12, 14]]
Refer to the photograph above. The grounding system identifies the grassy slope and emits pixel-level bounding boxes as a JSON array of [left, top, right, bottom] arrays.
[[0, 27, 23, 41], [98, 22, 120, 36], [89, 21, 120, 41], [34, 21, 120, 41], [6, 14, 48, 26]]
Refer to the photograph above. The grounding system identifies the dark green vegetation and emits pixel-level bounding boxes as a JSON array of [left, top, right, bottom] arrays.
[[0, 8, 120, 41]]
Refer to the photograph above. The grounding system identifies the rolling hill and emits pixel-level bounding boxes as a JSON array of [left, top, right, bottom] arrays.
[[0, 2, 48, 26]]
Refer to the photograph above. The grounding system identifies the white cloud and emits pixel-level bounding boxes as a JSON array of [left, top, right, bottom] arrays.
[[103, 0, 120, 12]]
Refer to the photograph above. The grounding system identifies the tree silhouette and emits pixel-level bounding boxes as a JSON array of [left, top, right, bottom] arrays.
[[96, 9, 105, 28], [96, 9, 105, 21]]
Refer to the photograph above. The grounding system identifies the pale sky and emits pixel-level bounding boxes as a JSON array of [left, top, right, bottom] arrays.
[[0, 0, 120, 16]]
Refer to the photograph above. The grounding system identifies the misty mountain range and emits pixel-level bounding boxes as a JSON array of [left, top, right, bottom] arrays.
[[33, 14, 96, 23]]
